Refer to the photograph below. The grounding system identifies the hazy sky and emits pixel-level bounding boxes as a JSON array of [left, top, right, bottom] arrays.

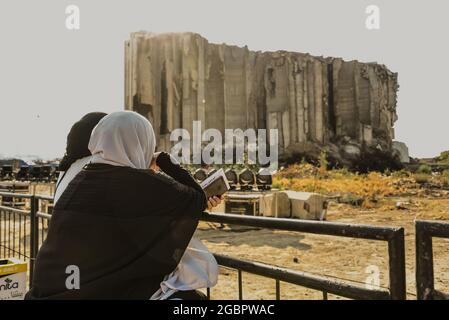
[[0, 0, 448, 159]]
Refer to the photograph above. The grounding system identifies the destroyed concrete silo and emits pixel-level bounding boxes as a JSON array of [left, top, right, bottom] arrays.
[[124, 32, 400, 166]]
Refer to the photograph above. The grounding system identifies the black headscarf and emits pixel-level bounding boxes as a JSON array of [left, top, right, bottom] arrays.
[[59, 112, 107, 171]]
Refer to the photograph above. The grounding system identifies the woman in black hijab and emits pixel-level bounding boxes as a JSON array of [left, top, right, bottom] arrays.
[[54, 112, 107, 203]]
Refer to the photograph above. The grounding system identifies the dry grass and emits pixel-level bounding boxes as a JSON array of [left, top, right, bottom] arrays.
[[273, 164, 417, 203], [273, 164, 449, 208]]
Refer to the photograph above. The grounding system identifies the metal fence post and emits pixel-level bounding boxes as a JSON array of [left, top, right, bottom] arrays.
[[29, 195, 38, 287], [388, 228, 406, 300], [416, 222, 434, 300], [415, 220, 449, 300], [238, 270, 243, 300]]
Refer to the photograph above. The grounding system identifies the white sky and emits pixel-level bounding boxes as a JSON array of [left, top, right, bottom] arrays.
[[0, 0, 448, 159]]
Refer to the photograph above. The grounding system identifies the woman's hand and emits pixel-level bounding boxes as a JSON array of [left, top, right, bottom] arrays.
[[150, 152, 161, 171], [207, 196, 222, 211]]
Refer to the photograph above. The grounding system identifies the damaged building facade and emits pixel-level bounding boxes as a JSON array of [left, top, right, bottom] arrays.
[[125, 32, 399, 166]]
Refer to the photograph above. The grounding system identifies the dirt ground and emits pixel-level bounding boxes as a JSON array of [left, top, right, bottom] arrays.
[[195, 197, 449, 300]]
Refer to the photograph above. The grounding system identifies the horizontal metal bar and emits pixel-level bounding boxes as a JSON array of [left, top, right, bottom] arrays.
[[35, 195, 54, 202], [214, 254, 391, 300], [0, 206, 30, 216], [416, 220, 449, 238], [0, 192, 33, 199], [0, 194, 399, 242], [202, 212, 397, 241], [36, 212, 52, 219], [0, 192, 52, 202], [0, 202, 26, 206]]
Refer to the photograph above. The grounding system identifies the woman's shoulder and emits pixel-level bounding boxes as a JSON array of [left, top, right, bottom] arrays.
[[83, 163, 172, 186], [129, 167, 176, 186]]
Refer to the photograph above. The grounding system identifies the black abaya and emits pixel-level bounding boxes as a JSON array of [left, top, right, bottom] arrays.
[[26, 152, 207, 299]]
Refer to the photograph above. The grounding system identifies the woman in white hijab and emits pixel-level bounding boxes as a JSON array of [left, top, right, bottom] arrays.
[[90, 111, 220, 299], [27, 111, 219, 300]]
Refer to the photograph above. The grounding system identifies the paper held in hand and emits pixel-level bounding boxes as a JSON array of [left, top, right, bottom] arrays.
[[200, 168, 230, 198]]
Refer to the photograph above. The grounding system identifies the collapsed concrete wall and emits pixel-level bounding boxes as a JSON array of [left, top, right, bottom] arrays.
[[125, 32, 399, 166]]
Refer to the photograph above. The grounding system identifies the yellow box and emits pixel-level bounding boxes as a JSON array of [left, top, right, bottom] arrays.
[[0, 258, 27, 300]]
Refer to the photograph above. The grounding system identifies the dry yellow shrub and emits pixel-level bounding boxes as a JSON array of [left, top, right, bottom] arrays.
[[273, 164, 417, 200]]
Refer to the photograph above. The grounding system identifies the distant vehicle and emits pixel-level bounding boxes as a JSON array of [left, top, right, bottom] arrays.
[[0, 158, 59, 182], [1, 165, 14, 181], [16, 166, 30, 181]]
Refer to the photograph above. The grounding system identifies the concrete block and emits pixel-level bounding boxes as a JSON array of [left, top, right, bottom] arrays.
[[259, 191, 291, 218], [284, 190, 328, 220]]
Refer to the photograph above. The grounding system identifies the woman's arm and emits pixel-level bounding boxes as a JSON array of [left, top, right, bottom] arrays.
[[152, 152, 222, 213], [142, 152, 206, 216], [155, 152, 203, 193]]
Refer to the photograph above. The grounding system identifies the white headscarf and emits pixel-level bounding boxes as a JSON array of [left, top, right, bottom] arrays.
[[88, 111, 156, 169]]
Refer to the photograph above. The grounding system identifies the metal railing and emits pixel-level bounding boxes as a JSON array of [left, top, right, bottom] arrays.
[[202, 213, 405, 300], [416, 220, 449, 300], [0, 191, 406, 300], [0, 192, 53, 285]]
